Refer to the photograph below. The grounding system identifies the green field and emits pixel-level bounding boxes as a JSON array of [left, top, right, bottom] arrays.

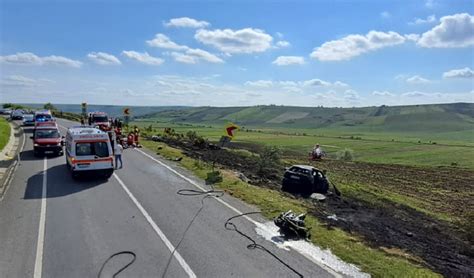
[[134, 102, 474, 168], [0, 117, 11, 152], [133, 121, 474, 169]]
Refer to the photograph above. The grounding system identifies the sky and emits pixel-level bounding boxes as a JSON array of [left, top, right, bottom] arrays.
[[0, 0, 473, 107]]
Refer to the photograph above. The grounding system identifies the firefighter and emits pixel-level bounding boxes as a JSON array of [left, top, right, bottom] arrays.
[[134, 126, 140, 147], [127, 132, 135, 147]]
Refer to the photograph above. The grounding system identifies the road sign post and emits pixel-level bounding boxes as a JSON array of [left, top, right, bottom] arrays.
[[123, 108, 130, 132], [81, 103, 87, 124]]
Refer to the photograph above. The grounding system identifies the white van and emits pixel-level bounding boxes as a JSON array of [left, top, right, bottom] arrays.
[[65, 126, 114, 179]]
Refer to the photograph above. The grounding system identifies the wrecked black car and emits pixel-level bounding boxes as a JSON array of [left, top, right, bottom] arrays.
[[282, 165, 329, 195]]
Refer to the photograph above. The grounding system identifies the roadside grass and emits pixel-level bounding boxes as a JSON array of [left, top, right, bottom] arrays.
[[140, 139, 440, 278], [134, 121, 474, 169], [0, 117, 11, 152]]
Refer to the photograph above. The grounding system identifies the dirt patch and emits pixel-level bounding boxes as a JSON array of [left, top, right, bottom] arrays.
[[147, 137, 474, 277]]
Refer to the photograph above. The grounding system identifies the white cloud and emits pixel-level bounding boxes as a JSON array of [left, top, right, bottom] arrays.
[[244, 78, 349, 89], [402, 91, 428, 97], [409, 14, 436, 25], [333, 81, 349, 87], [170, 48, 224, 64], [244, 80, 273, 87], [404, 33, 420, 41], [443, 67, 474, 79], [195, 28, 273, 54], [303, 79, 331, 87], [381, 11, 391, 19], [272, 56, 305, 66], [417, 13, 474, 48], [0, 75, 55, 88], [310, 31, 406, 61], [164, 17, 210, 28], [344, 89, 360, 102], [406, 75, 430, 84], [372, 90, 394, 96], [146, 34, 189, 50], [121, 51, 164, 65], [276, 32, 284, 39], [1, 75, 37, 87], [87, 52, 121, 65], [276, 40, 291, 48], [0, 52, 82, 67]]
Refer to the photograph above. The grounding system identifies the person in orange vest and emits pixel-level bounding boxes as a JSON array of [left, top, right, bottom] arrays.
[[134, 126, 140, 146], [127, 132, 135, 147]]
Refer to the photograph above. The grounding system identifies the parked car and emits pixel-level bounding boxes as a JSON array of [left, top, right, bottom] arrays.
[[11, 110, 24, 120], [22, 114, 35, 126], [282, 165, 329, 195], [0, 108, 12, 115], [32, 122, 64, 156]]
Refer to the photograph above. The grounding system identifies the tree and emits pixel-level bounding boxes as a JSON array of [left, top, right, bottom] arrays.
[[44, 103, 57, 111]]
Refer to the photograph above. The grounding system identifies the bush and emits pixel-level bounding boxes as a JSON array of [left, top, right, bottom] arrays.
[[336, 148, 354, 161], [257, 146, 281, 175], [205, 171, 223, 184]]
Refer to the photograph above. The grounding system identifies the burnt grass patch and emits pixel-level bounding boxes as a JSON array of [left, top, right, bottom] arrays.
[[147, 136, 474, 277]]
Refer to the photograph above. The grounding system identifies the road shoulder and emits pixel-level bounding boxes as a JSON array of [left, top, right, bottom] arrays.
[[0, 120, 25, 198]]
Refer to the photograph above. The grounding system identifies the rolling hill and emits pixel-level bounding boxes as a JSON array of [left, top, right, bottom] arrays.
[[138, 102, 474, 135], [20, 103, 187, 118]]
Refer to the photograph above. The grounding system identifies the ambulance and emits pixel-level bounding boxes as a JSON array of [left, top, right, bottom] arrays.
[[65, 126, 114, 179]]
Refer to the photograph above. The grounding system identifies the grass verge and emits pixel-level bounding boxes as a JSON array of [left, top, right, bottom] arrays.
[[0, 118, 11, 152], [141, 139, 440, 278]]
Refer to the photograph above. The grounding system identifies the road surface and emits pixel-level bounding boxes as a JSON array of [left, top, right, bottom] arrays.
[[0, 118, 339, 278]]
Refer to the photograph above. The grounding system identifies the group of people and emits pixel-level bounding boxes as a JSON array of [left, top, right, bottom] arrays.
[[113, 126, 140, 169]]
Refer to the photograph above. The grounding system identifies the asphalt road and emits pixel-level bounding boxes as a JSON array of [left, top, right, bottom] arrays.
[[0, 118, 338, 278]]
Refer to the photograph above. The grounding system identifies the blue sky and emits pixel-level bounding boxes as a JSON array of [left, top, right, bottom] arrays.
[[1, 0, 473, 107]]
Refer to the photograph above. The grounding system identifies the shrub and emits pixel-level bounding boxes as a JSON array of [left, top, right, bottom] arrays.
[[336, 148, 354, 161], [257, 146, 281, 175], [205, 171, 223, 184]]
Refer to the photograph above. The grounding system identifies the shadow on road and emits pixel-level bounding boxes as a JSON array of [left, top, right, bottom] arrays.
[[22, 127, 34, 134], [20, 150, 63, 161], [24, 164, 107, 199]]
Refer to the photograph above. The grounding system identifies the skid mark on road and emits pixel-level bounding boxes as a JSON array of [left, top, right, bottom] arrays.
[[34, 157, 47, 278]]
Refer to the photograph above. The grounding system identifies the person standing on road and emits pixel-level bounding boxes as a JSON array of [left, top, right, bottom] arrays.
[[114, 142, 123, 169]]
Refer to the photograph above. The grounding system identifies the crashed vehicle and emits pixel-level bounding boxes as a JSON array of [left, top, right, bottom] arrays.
[[282, 165, 329, 195]]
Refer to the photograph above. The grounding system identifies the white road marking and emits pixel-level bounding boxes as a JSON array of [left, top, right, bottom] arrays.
[[135, 148, 340, 277], [113, 173, 196, 278], [33, 157, 48, 278]]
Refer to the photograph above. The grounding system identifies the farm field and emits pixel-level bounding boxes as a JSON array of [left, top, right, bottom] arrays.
[[133, 120, 474, 169]]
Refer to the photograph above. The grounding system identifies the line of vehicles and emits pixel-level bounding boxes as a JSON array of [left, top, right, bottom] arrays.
[[7, 109, 117, 179]]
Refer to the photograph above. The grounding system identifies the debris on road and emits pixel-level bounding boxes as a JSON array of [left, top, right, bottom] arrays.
[[274, 210, 311, 239]]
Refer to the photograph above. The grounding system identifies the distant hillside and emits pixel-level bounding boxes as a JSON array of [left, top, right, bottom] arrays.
[[139, 103, 474, 134], [21, 104, 187, 118]]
